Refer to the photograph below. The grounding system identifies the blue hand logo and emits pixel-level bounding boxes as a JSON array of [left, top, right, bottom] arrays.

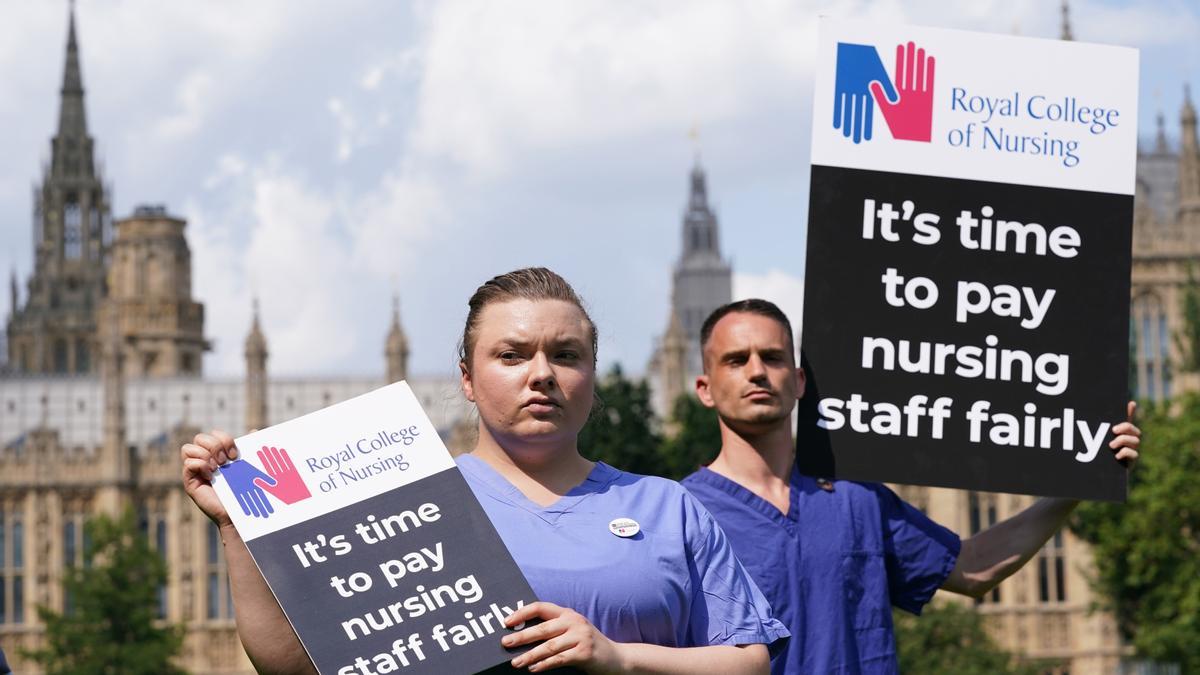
[[833, 43, 898, 144], [219, 460, 279, 519]]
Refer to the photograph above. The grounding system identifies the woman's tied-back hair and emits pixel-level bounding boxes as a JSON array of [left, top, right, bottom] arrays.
[[459, 267, 598, 368]]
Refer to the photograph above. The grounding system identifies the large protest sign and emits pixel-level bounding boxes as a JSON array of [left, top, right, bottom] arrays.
[[211, 382, 535, 674], [797, 20, 1138, 501]]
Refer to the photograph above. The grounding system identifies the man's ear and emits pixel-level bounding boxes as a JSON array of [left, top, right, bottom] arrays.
[[459, 361, 476, 403], [696, 374, 716, 408], [794, 365, 806, 400]]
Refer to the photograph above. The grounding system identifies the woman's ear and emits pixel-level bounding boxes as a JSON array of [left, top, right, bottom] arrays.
[[459, 360, 476, 403]]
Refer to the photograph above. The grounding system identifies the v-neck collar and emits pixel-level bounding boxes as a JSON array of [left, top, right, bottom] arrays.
[[457, 453, 619, 525], [688, 465, 807, 535]]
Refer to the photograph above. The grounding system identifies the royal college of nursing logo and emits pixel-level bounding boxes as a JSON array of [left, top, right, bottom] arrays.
[[833, 41, 935, 144], [219, 446, 313, 519]]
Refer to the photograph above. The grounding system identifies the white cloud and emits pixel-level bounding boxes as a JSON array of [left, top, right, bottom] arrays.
[[409, 0, 820, 177], [328, 97, 356, 162]]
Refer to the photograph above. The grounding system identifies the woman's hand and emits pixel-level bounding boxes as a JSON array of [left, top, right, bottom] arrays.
[[180, 430, 241, 527], [503, 602, 624, 673]]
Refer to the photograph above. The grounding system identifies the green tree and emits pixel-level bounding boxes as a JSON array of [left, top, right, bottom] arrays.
[[894, 603, 1042, 675], [1072, 395, 1200, 673], [24, 510, 185, 675], [659, 393, 722, 479], [580, 364, 665, 475]]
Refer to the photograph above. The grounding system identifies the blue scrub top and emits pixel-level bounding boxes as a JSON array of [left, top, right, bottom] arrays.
[[457, 454, 789, 652], [683, 466, 961, 675]]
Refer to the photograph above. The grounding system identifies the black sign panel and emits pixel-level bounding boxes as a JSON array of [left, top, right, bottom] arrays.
[[249, 468, 537, 674], [797, 165, 1131, 501]]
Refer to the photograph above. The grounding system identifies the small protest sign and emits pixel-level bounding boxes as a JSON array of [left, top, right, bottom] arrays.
[[798, 20, 1138, 501], [212, 382, 536, 674]]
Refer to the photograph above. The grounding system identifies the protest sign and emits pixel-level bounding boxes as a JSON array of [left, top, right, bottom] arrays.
[[797, 20, 1138, 501], [212, 382, 535, 674]]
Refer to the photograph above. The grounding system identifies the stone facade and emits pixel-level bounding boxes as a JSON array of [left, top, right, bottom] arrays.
[[0, 11, 471, 673]]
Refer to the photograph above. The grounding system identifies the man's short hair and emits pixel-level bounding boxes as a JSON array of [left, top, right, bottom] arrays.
[[699, 298, 795, 357]]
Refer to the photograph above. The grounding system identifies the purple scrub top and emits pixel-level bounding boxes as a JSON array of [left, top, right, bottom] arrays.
[[683, 465, 961, 675], [457, 454, 789, 653]]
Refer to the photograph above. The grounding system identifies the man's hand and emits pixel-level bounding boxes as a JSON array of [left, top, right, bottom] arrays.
[[1110, 400, 1141, 469]]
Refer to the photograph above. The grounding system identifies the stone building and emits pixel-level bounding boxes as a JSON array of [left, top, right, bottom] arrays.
[[648, 159, 733, 418], [6, 10, 111, 376], [0, 10, 469, 673]]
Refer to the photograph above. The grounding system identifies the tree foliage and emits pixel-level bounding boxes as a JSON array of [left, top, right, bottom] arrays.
[[658, 393, 722, 479], [1072, 395, 1200, 673], [894, 603, 1042, 675], [24, 510, 185, 675], [580, 364, 665, 475], [580, 367, 722, 479]]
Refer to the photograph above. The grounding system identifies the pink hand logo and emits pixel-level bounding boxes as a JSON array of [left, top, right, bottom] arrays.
[[870, 41, 935, 142], [252, 446, 312, 505]]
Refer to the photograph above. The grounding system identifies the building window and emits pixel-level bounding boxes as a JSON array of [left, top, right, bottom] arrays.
[[1038, 530, 1067, 603], [136, 503, 170, 619], [55, 339, 69, 374], [63, 508, 88, 614], [64, 201, 83, 259], [75, 339, 89, 374], [1132, 294, 1171, 402], [968, 492, 1001, 604], [1, 509, 25, 624], [207, 523, 234, 620]]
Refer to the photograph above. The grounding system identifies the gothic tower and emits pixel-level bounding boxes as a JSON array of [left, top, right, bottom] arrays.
[[648, 158, 733, 417], [1179, 86, 1200, 225], [657, 308, 689, 424], [98, 205, 208, 377], [6, 7, 112, 375], [245, 300, 269, 433], [385, 295, 410, 384], [670, 159, 732, 375]]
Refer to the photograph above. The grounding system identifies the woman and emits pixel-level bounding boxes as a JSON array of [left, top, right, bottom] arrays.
[[182, 267, 786, 674]]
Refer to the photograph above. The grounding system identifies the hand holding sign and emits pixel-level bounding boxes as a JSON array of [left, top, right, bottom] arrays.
[[1109, 401, 1141, 468], [254, 446, 312, 504], [834, 43, 897, 144], [871, 41, 935, 142]]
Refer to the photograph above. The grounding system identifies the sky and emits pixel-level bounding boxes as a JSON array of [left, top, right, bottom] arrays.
[[1, 0, 1197, 381]]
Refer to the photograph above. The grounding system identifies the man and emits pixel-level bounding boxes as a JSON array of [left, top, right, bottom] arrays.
[[680, 299, 1141, 675]]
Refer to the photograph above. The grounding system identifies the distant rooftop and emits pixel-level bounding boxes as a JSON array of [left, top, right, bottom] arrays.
[[132, 204, 171, 218]]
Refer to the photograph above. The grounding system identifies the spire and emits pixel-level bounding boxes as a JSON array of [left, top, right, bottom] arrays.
[[1059, 0, 1074, 41], [245, 298, 269, 432], [1155, 112, 1169, 154], [385, 294, 410, 383], [245, 298, 267, 357], [680, 158, 721, 259], [1184, 84, 1197, 131], [9, 267, 17, 317], [57, 2, 87, 140], [1180, 84, 1200, 217]]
